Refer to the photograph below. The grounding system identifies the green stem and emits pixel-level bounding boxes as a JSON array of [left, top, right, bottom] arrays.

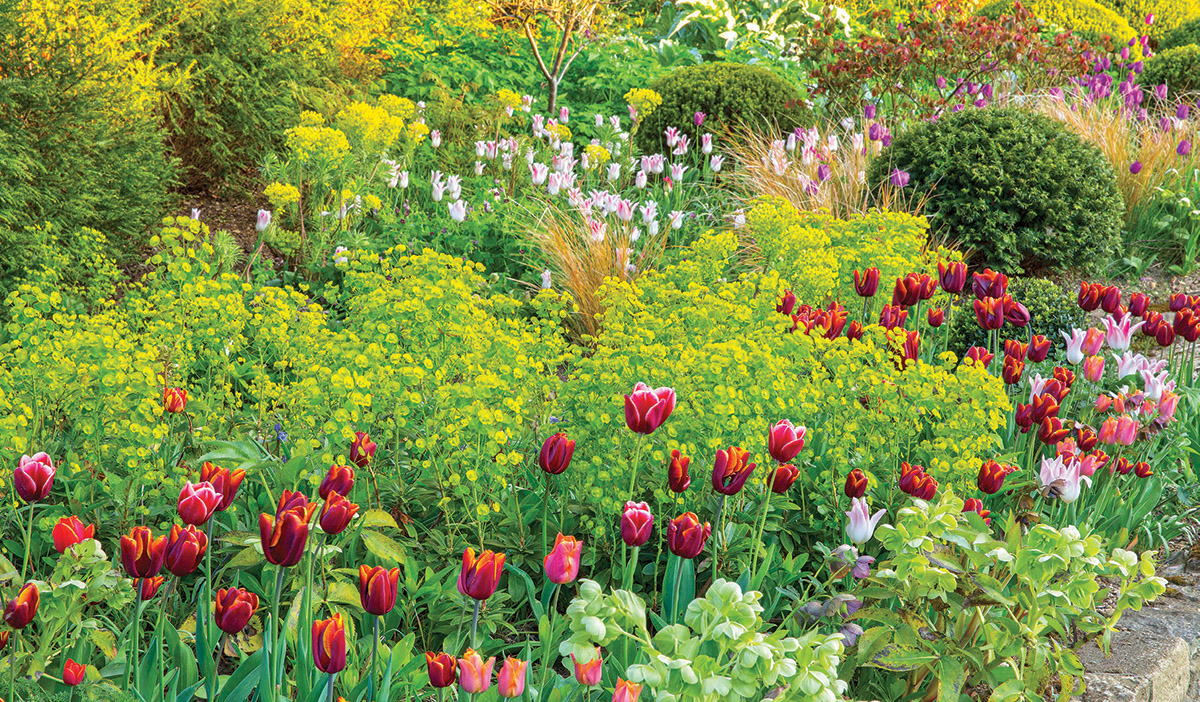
[[622, 546, 640, 592], [204, 518, 216, 701], [326, 671, 337, 702], [749, 475, 774, 583], [269, 565, 286, 698], [19, 502, 34, 584], [470, 599, 481, 650], [671, 555, 685, 624], [8, 634, 17, 702], [542, 472, 551, 558], [625, 435, 647, 502], [369, 615, 380, 702], [128, 599, 147, 693]]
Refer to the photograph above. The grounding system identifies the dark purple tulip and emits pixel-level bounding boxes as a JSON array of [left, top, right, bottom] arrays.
[[1178, 104, 1190, 121], [890, 169, 910, 188], [1130, 161, 1143, 174], [864, 104, 876, 120], [1180, 140, 1193, 156]]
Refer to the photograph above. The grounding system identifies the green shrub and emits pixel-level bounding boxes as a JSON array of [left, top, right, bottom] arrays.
[[636, 62, 808, 153], [1160, 18, 1200, 51], [1096, 0, 1200, 45], [1141, 44, 1200, 92], [946, 277, 1087, 356], [979, 0, 1138, 47], [869, 107, 1124, 274]]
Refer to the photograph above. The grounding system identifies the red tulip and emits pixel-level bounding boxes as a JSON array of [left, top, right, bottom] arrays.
[[899, 329, 920, 368], [878, 304, 907, 330], [972, 269, 1008, 299], [120, 526, 166, 577], [1038, 417, 1070, 445], [927, 308, 945, 327], [177, 481, 222, 526], [977, 460, 1015, 494], [1078, 282, 1103, 311], [776, 290, 797, 315], [319, 491, 359, 535], [313, 614, 348, 673], [3, 583, 38, 628], [214, 587, 259, 635], [937, 261, 967, 294], [458, 547, 505, 600], [1156, 324, 1177, 346], [770, 464, 799, 493], [134, 576, 165, 600], [1129, 292, 1149, 317], [349, 431, 377, 467], [965, 346, 994, 369], [1134, 461, 1153, 478], [624, 382, 676, 434], [425, 652, 457, 688], [962, 498, 991, 525], [666, 512, 711, 559], [974, 297, 1004, 330], [621, 501, 653, 546], [1002, 356, 1024, 385], [163, 387, 188, 414], [572, 648, 603, 686], [1028, 334, 1051, 362], [898, 462, 937, 500], [459, 649, 496, 693], [259, 490, 317, 567], [1053, 366, 1075, 388], [14, 452, 55, 503], [667, 450, 691, 493], [498, 657, 528, 698], [1004, 339, 1028, 361], [1100, 285, 1122, 314], [318, 465, 355, 500], [613, 679, 644, 702], [63, 658, 85, 686], [539, 432, 576, 475], [1003, 297, 1030, 327], [711, 446, 755, 495], [164, 524, 208, 577], [359, 564, 400, 615], [0, 631, 9, 652], [52, 516, 95, 553], [854, 268, 880, 297], [844, 468, 868, 498], [544, 533, 582, 584], [767, 420, 807, 463], [200, 462, 247, 511], [891, 275, 921, 307], [846, 320, 865, 341]]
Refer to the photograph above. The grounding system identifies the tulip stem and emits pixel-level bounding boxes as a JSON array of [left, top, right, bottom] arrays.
[[268, 565, 286, 697], [542, 472, 552, 559], [625, 435, 646, 503], [671, 556, 685, 624], [8, 634, 17, 702], [470, 599, 481, 650], [127, 599, 147, 693], [325, 671, 337, 702], [368, 615, 380, 702], [204, 518, 217, 702], [749, 481, 773, 583], [19, 502, 34, 584], [622, 546, 639, 591]]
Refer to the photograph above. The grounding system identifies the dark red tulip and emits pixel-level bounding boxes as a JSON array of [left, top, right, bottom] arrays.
[[1053, 366, 1075, 388], [14, 453, 55, 503], [426, 652, 458, 688], [1030, 394, 1061, 424], [3, 583, 38, 629], [1129, 292, 1149, 317], [937, 261, 967, 294], [313, 614, 348, 674], [1076, 426, 1098, 452], [898, 462, 937, 499], [854, 268, 880, 297], [846, 320, 865, 341], [1003, 297, 1030, 328], [163, 387, 188, 414], [667, 450, 691, 493], [916, 274, 937, 301], [349, 431, 377, 468], [621, 501, 653, 546], [120, 526, 166, 578], [711, 446, 755, 495], [899, 330, 920, 370], [63, 659, 85, 686], [1169, 292, 1188, 312], [1143, 311, 1164, 336], [1099, 285, 1121, 314], [318, 465, 355, 500], [539, 432, 576, 475], [1156, 324, 1176, 347], [214, 587, 259, 635], [1028, 335, 1051, 362], [177, 481, 221, 526], [892, 275, 921, 307], [359, 565, 400, 615], [1038, 417, 1070, 445], [1002, 356, 1024, 385], [972, 269, 1008, 299], [666, 512, 711, 559], [1134, 461, 1153, 478], [977, 460, 1015, 494], [844, 468, 868, 498], [1113, 457, 1133, 475], [776, 290, 797, 315], [878, 304, 907, 330], [134, 576, 165, 601], [52, 516, 95, 553], [458, 547, 505, 600], [770, 464, 799, 493], [973, 297, 1004, 330], [624, 383, 676, 435], [962, 498, 991, 524], [965, 346, 994, 369], [319, 491, 359, 535], [200, 462, 246, 511], [1078, 282, 1103, 311], [1004, 339, 1028, 361], [927, 308, 944, 327], [164, 524, 208, 576], [767, 420, 806, 463], [259, 490, 317, 567]]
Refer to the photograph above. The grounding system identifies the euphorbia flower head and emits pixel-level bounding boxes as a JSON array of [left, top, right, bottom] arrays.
[[623, 382, 676, 435], [767, 420, 807, 463], [1103, 312, 1144, 352], [711, 446, 755, 495], [543, 533, 582, 584], [844, 497, 885, 544], [458, 547, 505, 600], [539, 432, 576, 475], [52, 516, 94, 553], [620, 501, 653, 546], [14, 452, 55, 503], [666, 512, 711, 558]]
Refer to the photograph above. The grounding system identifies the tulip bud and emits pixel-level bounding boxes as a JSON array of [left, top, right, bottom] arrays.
[[665, 512, 711, 558], [844, 468, 868, 498], [459, 649, 496, 693], [776, 290, 797, 315], [318, 465, 355, 500], [134, 576, 165, 600], [359, 564, 400, 615], [14, 453, 55, 503], [927, 308, 945, 327], [164, 524, 208, 577], [163, 387, 188, 414], [620, 501, 653, 546], [348, 431, 377, 467], [539, 432, 576, 475], [259, 491, 317, 567], [458, 547, 505, 600], [613, 679, 644, 702], [667, 450, 691, 492], [214, 587, 259, 635], [313, 614, 348, 673], [63, 659, 85, 686], [711, 446, 755, 495], [120, 526, 167, 578], [200, 462, 247, 511], [770, 464, 800, 493], [498, 657, 528, 698], [544, 533, 582, 584], [572, 648, 603, 686], [178, 481, 222, 526], [853, 268, 880, 297], [319, 492, 359, 535], [52, 516, 95, 553], [425, 652, 458, 688], [3, 583, 39, 629], [623, 382, 676, 434]]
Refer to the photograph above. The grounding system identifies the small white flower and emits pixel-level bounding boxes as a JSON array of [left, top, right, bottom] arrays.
[[448, 200, 467, 222]]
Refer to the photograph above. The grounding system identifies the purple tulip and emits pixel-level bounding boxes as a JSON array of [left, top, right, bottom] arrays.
[[864, 103, 876, 120], [1155, 84, 1169, 101], [936, 75, 947, 90], [1180, 140, 1193, 157], [890, 169, 910, 188], [817, 163, 832, 182], [868, 123, 882, 141], [693, 111, 706, 127], [1179, 104, 1191, 121], [1130, 161, 1143, 174]]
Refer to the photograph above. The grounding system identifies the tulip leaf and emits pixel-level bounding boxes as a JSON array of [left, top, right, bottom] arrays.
[[361, 530, 407, 566], [325, 581, 362, 609], [214, 649, 263, 702], [225, 546, 263, 569], [503, 562, 546, 620], [360, 509, 399, 529]]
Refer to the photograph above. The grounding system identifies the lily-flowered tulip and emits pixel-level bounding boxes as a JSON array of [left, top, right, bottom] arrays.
[[1028, 334, 1051, 362], [120, 526, 166, 577], [624, 382, 676, 434], [844, 497, 885, 544], [544, 533, 582, 584], [667, 450, 691, 492], [613, 679, 644, 702], [666, 512, 711, 558], [4, 583, 38, 628], [767, 420, 807, 463], [1039, 455, 1090, 503], [977, 460, 1016, 494], [163, 387, 188, 414], [620, 501, 653, 546], [853, 268, 880, 297], [63, 659, 85, 686], [177, 481, 221, 526], [425, 652, 457, 688], [459, 649, 496, 693], [458, 547, 505, 600], [200, 462, 246, 511], [214, 587, 259, 635], [164, 524, 208, 576], [539, 432, 576, 475], [962, 498, 991, 525], [255, 209, 272, 232], [770, 464, 800, 493], [14, 452, 55, 503], [844, 468, 868, 498], [359, 564, 400, 615], [319, 491, 359, 535], [498, 657, 528, 698], [313, 614, 348, 673], [134, 576, 165, 600], [938, 260, 967, 294], [973, 297, 1005, 330], [1082, 328, 1105, 355], [349, 431, 377, 467], [572, 648, 603, 686], [711, 446, 755, 495], [52, 516, 94, 553], [1104, 312, 1145, 351], [318, 464, 355, 500], [259, 491, 318, 567], [1082, 355, 1105, 383], [1062, 329, 1087, 364], [972, 269, 1008, 299]]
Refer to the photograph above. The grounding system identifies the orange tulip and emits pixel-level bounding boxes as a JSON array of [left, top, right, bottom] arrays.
[[612, 678, 643, 702]]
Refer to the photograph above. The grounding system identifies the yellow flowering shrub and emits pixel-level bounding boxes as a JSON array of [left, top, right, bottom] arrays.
[[624, 88, 663, 119], [284, 125, 352, 167], [334, 101, 406, 154], [584, 144, 611, 168]]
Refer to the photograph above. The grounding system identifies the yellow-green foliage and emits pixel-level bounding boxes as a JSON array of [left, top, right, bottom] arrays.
[[1096, 0, 1200, 44], [744, 197, 945, 305], [980, 0, 1138, 47], [559, 229, 1009, 539]]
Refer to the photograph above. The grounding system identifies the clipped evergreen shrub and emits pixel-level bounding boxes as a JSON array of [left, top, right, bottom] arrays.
[[1141, 44, 1200, 92], [978, 0, 1138, 47]]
